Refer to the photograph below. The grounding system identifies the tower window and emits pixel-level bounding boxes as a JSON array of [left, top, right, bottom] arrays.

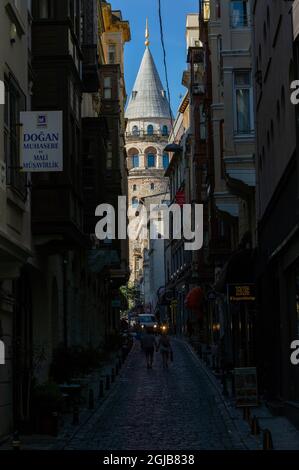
[[133, 184, 137, 191], [132, 125, 139, 136], [163, 154, 170, 169], [147, 125, 154, 136], [150, 183, 155, 190], [132, 155, 139, 168], [132, 197, 139, 208], [162, 125, 168, 136], [147, 154, 156, 168]]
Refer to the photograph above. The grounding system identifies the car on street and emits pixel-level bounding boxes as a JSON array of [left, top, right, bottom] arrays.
[[137, 314, 159, 332]]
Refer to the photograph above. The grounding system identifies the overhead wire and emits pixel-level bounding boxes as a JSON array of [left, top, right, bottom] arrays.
[[157, 0, 174, 132]]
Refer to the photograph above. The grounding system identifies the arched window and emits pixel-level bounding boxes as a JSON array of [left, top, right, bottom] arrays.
[[147, 154, 156, 168], [147, 125, 154, 136], [132, 125, 139, 136], [132, 197, 139, 208], [163, 154, 170, 169], [162, 125, 168, 136], [133, 184, 137, 191], [132, 155, 139, 168]]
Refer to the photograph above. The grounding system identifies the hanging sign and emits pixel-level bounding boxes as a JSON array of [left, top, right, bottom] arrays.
[[228, 284, 256, 302], [20, 111, 63, 172]]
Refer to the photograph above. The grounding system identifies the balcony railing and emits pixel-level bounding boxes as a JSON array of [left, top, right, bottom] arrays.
[[125, 130, 170, 140]]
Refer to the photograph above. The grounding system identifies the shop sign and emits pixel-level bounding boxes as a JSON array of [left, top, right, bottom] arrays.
[[228, 284, 256, 302], [234, 367, 258, 407], [20, 111, 63, 172]]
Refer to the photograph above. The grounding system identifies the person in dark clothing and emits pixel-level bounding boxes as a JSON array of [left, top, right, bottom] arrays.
[[141, 329, 157, 369]]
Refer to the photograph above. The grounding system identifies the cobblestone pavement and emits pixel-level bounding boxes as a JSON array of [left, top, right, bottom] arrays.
[[65, 339, 247, 451]]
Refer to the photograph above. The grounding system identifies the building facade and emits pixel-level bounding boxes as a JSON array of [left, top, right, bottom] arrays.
[[253, 0, 299, 425]]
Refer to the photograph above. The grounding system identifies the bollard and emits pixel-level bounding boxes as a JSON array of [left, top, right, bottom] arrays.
[[263, 429, 274, 450], [243, 406, 251, 422], [72, 404, 79, 425], [251, 416, 260, 436], [106, 374, 110, 390], [88, 389, 94, 410], [111, 368, 115, 383], [99, 379, 104, 398], [12, 431, 21, 451]]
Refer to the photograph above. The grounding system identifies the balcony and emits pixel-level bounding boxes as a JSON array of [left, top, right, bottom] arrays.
[[223, 154, 255, 198], [125, 130, 169, 142]]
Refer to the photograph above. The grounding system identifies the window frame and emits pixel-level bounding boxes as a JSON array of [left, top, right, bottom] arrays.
[[132, 155, 139, 168], [233, 70, 254, 137], [147, 124, 154, 136], [163, 154, 170, 169], [4, 74, 27, 200], [230, 0, 250, 29], [147, 153, 156, 168], [103, 76, 112, 100]]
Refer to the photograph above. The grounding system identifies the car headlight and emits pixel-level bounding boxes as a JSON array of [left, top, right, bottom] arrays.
[[154, 325, 157, 328]]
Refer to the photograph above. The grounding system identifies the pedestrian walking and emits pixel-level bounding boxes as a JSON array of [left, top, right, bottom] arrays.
[[140, 328, 157, 369], [157, 333, 172, 369]]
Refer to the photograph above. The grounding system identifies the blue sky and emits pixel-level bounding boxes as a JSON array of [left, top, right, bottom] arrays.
[[110, 0, 199, 115]]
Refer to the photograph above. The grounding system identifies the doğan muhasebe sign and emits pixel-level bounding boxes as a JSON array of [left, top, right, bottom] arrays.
[[20, 111, 63, 172]]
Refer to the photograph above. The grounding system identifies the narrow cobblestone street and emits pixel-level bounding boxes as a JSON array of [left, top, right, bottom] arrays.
[[65, 339, 246, 450]]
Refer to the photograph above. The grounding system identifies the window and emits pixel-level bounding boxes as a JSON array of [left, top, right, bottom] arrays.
[[200, 104, 206, 140], [147, 154, 156, 168], [163, 154, 169, 169], [38, 0, 54, 18], [230, 1, 249, 28], [4, 75, 27, 199], [106, 142, 113, 169], [104, 77, 112, 99], [132, 197, 139, 208], [150, 183, 155, 190], [132, 125, 139, 136], [133, 184, 137, 191], [147, 125, 154, 136], [108, 44, 116, 64], [234, 71, 253, 135], [132, 155, 139, 168], [162, 125, 168, 136]]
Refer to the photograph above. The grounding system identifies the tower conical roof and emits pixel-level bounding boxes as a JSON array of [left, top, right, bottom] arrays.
[[125, 47, 172, 120]]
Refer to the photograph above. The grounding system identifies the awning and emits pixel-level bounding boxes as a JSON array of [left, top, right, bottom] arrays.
[[185, 287, 204, 310]]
